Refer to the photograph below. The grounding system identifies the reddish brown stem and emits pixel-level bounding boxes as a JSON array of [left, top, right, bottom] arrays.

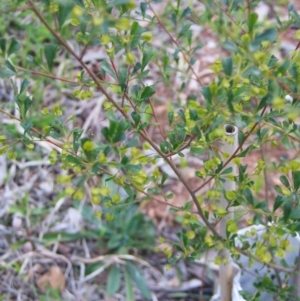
[[213, 0, 247, 35], [148, 3, 203, 85], [16, 67, 77, 84], [193, 106, 268, 193], [148, 98, 166, 140]]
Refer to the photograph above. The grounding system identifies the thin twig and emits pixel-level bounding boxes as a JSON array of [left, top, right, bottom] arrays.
[[16, 66, 77, 85], [80, 43, 90, 60], [148, 98, 166, 139], [148, 2, 203, 85], [276, 80, 300, 101], [71, 253, 153, 266], [246, 0, 251, 15], [1, 5, 30, 12], [295, 41, 300, 51], [237, 248, 293, 274], [193, 106, 268, 193], [212, 0, 247, 35], [166, 134, 196, 157], [52, 13, 59, 32]]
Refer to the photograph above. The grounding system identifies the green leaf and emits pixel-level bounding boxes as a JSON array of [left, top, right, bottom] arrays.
[[248, 12, 258, 34], [141, 48, 154, 71], [140, 2, 147, 18], [16, 95, 33, 119], [65, 154, 82, 165], [178, 109, 186, 123], [243, 188, 253, 205], [178, 24, 191, 39], [126, 214, 145, 235], [131, 111, 141, 126], [44, 44, 57, 71], [237, 145, 257, 157], [253, 174, 263, 193], [201, 86, 212, 103], [101, 60, 117, 80], [115, 120, 129, 143], [162, 53, 169, 70], [119, 68, 127, 91], [280, 175, 290, 189], [130, 21, 141, 36], [292, 171, 300, 191], [7, 39, 21, 56], [126, 262, 151, 300], [140, 86, 155, 99], [147, 188, 159, 195], [160, 172, 168, 186], [0, 38, 6, 55], [222, 57, 233, 76], [43, 230, 99, 243], [136, 69, 149, 80], [5, 60, 16, 73], [57, 3, 73, 29], [283, 201, 292, 222], [168, 111, 174, 125], [159, 141, 172, 154], [109, 0, 132, 6], [124, 139, 138, 148], [0, 67, 15, 78], [291, 222, 300, 232], [124, 269, 135, 301], [184, 201, 193, 210], [253, 28, 277, 45], [132, 62, 141, 74], [170, 13, 177, 26], [129, 22, 144, 47], [101, 119, 128, 143], [190, 57, 196, 65], [126, 164, 142, 173], [168, 130, 184, 150], [274, 185, 282, 195], [21, 121, 33, 136], [226, 91, 234, 112], [273, 195, 284, 212], [73, 128, 83, 152], [243, 66, 261, 77], [221, 167, 233, 175], [290, 208, 300, 220], [191, 146, 204, 156], [223, 41, 238, 53], [180, 7, 191, 19], [74, 0, 85, 7], [289, 6, 300, 25], [256, 94, 270, 112], [20, 79, 30, 94], [106, 265, 121, 296]]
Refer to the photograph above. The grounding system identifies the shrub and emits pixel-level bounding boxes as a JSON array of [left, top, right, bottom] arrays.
[[1, 0, 300, 300]]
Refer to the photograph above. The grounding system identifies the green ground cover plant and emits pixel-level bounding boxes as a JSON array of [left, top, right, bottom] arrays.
[[1, 0, 300, 300]]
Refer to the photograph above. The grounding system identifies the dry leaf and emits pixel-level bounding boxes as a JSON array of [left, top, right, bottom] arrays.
[[36, 266, 66, 292]]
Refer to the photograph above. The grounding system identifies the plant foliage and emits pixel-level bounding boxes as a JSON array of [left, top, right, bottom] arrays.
[[1, 0, 300, 299]]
